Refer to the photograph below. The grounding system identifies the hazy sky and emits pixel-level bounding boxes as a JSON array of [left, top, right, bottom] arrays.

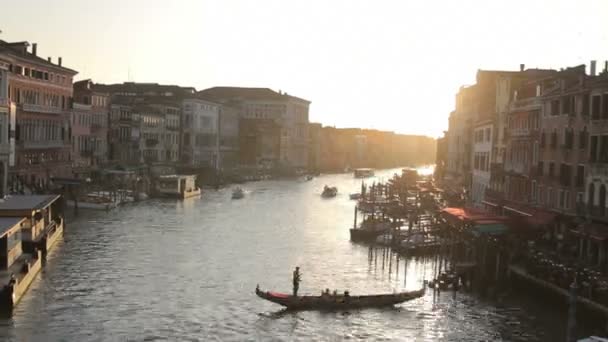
[[3, 0, 608, 137]]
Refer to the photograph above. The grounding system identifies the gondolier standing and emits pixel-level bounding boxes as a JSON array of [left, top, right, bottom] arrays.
[[292, 267, 302, 296]]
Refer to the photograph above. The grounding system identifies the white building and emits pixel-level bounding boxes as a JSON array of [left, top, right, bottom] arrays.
[[198, 87, 310, 169], [181, 98, 220, 167], [471, 123, 492, 206]]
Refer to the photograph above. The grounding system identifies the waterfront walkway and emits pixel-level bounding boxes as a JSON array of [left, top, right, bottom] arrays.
[[510, 264, 608, 317]]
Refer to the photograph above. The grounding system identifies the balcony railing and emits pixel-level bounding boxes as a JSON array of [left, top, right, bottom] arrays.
[[590, 163, 608, 178], [20, 103, 63, 114], [19, 140, 66, 149]]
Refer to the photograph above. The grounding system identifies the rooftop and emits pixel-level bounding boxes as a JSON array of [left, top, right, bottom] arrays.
[[0, 217, 25, 237], [0, 40, 78, 74], [198, 87, 310, 103], [0, 195, 61, 211]]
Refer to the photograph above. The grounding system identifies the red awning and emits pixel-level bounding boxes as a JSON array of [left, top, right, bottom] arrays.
[[441, 207, 506, 223]]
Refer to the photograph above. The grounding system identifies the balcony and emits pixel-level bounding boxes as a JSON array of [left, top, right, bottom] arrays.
[[73, 103, 92, 111], [20, 103, 63, 114], [590, 163, 608, 178], [0, 98, 8, 107], [19, 140, 66, 149], [145, 139, 159, 147]]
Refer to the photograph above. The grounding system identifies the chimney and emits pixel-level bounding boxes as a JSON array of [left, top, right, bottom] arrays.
[[47, 57, 52, 63], [58, 57, 62, 67], [605, 60, 608, 73], [519, 64, 525, 72], [32, 43, 37, 56], [591, 60, 596, 76]]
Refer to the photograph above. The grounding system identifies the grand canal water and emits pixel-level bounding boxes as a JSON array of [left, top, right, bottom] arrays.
[[0, 168, 595, 341]]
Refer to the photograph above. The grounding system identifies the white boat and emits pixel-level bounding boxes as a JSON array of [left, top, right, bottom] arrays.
[[349, 193, 361, 200], [232, 187, 245, 199], [156, 175, 202, 199]]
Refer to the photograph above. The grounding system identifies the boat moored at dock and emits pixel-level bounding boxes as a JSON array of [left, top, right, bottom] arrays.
[[155, 175, 201, 199], [0, 195, 65, 258], [232, 187, 245, 199]]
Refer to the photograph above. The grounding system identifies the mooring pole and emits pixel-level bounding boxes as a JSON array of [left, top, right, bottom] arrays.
[[566, 275, 578, 342]]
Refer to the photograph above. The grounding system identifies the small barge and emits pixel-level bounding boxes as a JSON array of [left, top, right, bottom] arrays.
[[156, 175, 201, 199]]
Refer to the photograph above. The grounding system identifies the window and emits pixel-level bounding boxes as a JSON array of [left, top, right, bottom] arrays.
[[591, 135, 599, 162], [551, 100, 560, 115], [549, 162, 555, 178], [601, 135, 608, 162], [559, 190, 565, 208], [540, 131, 546, 148], [576, 165, 585, 187], [531, 181, 537, 201], [581, 94, 590, 116], [551, 130, 557, 149], [579, 127, 588, 149], [592, 95, 601, 119], [538, 161, 544, 176], [603, 94, 608, 119]]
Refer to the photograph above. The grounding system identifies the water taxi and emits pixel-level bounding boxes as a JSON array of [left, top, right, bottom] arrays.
[[156, 175, 201, 199], [232, 187, 245, 199]]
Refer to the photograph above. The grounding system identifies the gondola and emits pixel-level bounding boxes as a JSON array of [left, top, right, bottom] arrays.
[[255, 285, 425, 310]]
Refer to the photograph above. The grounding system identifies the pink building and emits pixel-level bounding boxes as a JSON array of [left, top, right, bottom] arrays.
[[71, 80, 109, 176]]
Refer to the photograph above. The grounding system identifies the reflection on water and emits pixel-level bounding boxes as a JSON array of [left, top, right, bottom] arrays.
[[0, 167, 583, 341]]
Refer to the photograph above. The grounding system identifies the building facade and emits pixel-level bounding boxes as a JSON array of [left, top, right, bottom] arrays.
[[181, 98, 220, 167], [72, 79, 110, 175], [198, 87, 310, 170], [0, 41, 77, 189], [585, 65, 608, 219], [0, 57, 12, 196]]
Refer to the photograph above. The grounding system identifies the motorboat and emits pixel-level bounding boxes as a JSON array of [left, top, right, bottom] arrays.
[[321, 186, 338, 198], [232, 187, 245, 199]]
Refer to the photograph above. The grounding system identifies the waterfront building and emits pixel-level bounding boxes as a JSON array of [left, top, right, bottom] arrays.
[[0, 55, 13, 196], [238, 118, 281, 168], [180, 98, 220, 167], [308, 123, 322, 172], [107, 101, 140, 165], [71, 80, 110, 176], [446, 86, 475, 197], [94, 82, 193, 167], [199, 87, 310, 170], [218, 104, 240, 170], [584, 62, 608, 219], [0, 41, 77, 189], [434, 132, 447, 181], [537, 66, 589, 217]]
